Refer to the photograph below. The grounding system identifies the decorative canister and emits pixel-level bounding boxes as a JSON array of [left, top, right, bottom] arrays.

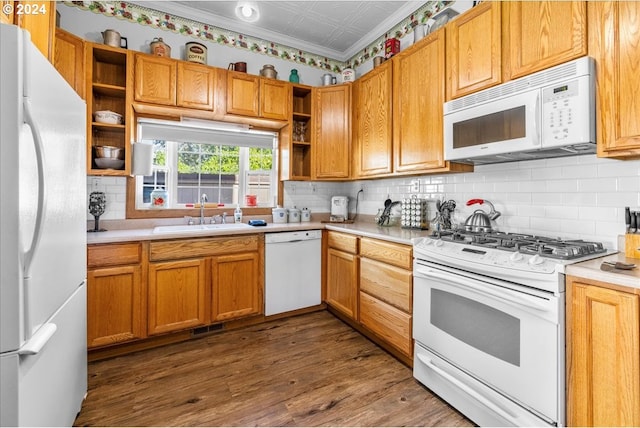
[[301, 208, 311, 222], [244, 194, 257, 207], [289, 69, 299, 83], [150, 37, 171, 57], [272, 206, 287, 223], [150, 188, 168, 208], [287, 207, 301, 223], [185, 41, 207, 64], [260, 64, 277, 79], [322, 73, 333, 86], [342, 68, 355, 82]]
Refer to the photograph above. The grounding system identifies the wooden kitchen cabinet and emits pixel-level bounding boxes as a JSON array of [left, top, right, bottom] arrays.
[[284, 84, 314, 180], [314, 84, 351, 179], [393, 29, 447, 173], [11, 1, 56, 61], [226, 72, 290, 119], [86, 43, 132, 175], [148, 258, 208, 335], [325, 231, 359, 320], [504, 1, 587, 80], [352, 60, 393, 177], [134, 53, 177, 106], [211, 252, 261, 321], [87, 243, 146, 348], [446, 1, 502, 100], [177, 61, 215, 110], [359, 238, 413, 359], [567, 276, 640, 427], [589, 1, 640, 158], [53, 28, 85, 99]]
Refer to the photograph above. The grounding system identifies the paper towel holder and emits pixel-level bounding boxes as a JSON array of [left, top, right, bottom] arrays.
[[131, 141, 153, 176]]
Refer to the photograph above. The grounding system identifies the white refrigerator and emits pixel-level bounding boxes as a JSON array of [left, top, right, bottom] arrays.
[[0, 23, 88, 426]]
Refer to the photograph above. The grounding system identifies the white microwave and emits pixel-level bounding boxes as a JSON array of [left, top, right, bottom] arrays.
[[444, 57, 596, 165]]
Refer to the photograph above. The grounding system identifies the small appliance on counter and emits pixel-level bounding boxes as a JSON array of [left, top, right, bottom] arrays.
[[330, 196, 349, 222]]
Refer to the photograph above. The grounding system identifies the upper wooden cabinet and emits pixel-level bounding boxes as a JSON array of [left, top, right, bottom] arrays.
[[314, 84, 351, 180], [589, 1, 640, 158], [446, 2, 502, 100], [284, 84, 314, 181], [393, 30, 447, 172], [177, 61, 215, 110], [53, 28, 85, 99], [134, 53, 177, 106], [353, 60, 393, 177], [11, 1, 56, 61], [504, 1, 587, 80], [567, 276, 640, 427], [226, 72, 290, 120]]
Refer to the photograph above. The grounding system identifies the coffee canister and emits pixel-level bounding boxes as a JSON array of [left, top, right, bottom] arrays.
[[342, 68, 355, 82], [287, 207, 301, 223], [185, 41, 207, 64], [301, 208, 311, 222], [272, 207, 287, 223], [150, 37, 171, 57]]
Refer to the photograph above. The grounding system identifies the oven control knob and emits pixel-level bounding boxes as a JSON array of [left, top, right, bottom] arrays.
[[528, 254, 544, 265], [509, 252, 523, 262]]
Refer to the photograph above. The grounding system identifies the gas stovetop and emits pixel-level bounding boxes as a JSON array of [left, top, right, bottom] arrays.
[[432, 229, 606, 260]]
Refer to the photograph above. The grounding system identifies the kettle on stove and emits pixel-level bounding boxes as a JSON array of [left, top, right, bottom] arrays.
[[464, 199, 501, 232]]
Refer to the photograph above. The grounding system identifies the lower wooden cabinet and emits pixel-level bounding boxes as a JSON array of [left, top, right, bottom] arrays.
[[325, 232, 359, 320], [567, 275, 640, 427], [359, 292, 412, 356], [87, 243, 146, 348], [211, 252, 261, 321], [148, 258, 207, 335]]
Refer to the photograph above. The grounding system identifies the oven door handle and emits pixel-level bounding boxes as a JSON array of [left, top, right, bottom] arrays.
[[416, 267, 550, 312], [417, 354, 518, 424]]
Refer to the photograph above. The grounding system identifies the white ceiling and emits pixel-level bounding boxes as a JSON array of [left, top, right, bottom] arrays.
[[136, 1, 426, 61]]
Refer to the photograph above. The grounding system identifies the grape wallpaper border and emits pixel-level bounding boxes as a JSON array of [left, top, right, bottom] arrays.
[[62, 0, 453, 72]]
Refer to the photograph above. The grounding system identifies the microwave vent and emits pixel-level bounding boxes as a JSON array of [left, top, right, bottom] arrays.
[[456, 143, 596, 165], [446, 57, 591, 113]]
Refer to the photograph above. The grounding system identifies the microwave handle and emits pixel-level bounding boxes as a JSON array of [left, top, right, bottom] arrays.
[[533, 93, 541, 144]]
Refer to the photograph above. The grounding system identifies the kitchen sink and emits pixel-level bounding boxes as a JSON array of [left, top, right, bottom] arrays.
[[152, 223, 252, 234]]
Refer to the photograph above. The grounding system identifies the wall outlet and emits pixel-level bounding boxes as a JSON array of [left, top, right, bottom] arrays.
[[410, 179, 420, 193]]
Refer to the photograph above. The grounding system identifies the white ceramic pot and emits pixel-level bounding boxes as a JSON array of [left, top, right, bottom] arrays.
[[287, 207, 301, 223], [272, 207, 287, 223], [301, 208, 311, 222]]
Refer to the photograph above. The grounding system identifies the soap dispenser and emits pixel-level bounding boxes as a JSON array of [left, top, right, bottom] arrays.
[[234, 204, 243, 223]]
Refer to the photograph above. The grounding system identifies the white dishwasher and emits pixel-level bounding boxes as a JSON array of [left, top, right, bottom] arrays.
[[265, 230, 322, 316]]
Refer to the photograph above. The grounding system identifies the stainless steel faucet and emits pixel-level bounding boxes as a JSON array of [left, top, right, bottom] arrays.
[[200, 193, 207, 224]]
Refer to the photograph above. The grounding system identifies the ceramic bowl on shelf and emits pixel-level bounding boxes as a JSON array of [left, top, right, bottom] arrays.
[[94, 158, 125, 169], [94, 110, 123, 124]]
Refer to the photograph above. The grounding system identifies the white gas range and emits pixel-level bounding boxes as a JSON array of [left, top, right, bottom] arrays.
[[412, 230, 611, 427]]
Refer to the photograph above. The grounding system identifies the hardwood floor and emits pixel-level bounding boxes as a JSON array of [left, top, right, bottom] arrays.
[[74, 311, 473, 427]]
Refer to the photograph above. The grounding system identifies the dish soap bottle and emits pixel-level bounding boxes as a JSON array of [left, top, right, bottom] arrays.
[[234, 204, 243, 223]]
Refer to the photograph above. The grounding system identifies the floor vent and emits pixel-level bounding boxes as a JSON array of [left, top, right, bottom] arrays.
[[192, 323, 224, 336]]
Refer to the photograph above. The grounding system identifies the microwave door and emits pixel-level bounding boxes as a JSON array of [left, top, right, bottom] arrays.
[[444, 90, 541, 161]]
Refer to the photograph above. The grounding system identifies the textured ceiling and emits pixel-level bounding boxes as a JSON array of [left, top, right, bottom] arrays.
[[138, 1, 425, 61]]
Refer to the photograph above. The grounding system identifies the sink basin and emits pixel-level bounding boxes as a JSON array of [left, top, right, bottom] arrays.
[[153, 223, 252, 234]]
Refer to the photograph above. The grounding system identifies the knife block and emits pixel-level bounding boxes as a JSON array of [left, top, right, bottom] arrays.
[[625, 234, 640, 258]]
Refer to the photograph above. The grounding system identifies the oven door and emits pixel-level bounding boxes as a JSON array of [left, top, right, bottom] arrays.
[[413, 260, 562, 423]]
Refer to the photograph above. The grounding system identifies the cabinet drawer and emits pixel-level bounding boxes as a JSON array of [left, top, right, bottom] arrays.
[[150, 235, 259, 261], [360, 292, 412, 357], [360, 237, 412, 270], [327, 231, 358, 254], [360, 257, 412, 312], [88, 243, 141, 268]]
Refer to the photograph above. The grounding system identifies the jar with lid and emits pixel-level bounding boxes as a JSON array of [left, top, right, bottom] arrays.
[[260, 64, 277, 79], [289, 69, 299, 83], [150, 37, 171, 57]]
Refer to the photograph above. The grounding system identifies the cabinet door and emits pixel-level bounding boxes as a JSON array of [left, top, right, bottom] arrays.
[[359, 292, 412, 357], [353, 61, 393, 177], [314, 84, 351, 179], [506, 1, 587, 80], [568, 279, 640, 427], [260, 78, 290, 120], [326, 247, 358, 319], [446, 2, 502, 100], [393, 30, 446, 172], [211, 252, 261, 321], [14, 1, 55, 61], [134, 53, 177, 105], [54, 28, 85, 99], [1, 0, 13, 24], [176, 61, 214, 110], [590, 1, 640, 157], [87, 265, 145, 348], [148, 259, 207, 335], [226, 71, 260, 116]]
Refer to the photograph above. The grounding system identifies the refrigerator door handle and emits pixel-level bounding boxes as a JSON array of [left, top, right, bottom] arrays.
[[2, 323, 57, 356], [22, 98, 47, 277]]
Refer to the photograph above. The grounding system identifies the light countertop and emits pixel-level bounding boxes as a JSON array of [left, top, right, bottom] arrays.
[[566, 252, 640, 291]]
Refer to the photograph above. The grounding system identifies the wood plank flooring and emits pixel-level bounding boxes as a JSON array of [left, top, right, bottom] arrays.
[[74, 311, 473, 427]]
